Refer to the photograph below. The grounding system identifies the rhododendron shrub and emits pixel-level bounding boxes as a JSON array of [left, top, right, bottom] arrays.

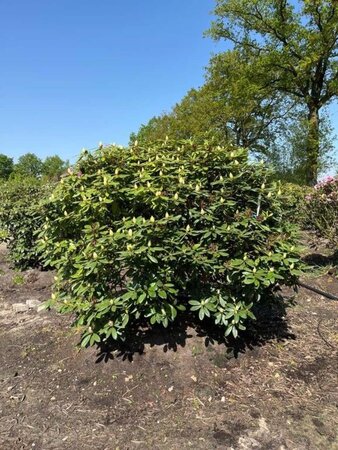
[[305, 176, 338, 247], [279, 183, 310, 225], [0, 179, 54, 268], [38, 139, 302, 346]]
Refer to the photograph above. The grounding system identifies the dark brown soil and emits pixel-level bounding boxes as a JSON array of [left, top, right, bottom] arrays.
[[0, 241, 337, 450]]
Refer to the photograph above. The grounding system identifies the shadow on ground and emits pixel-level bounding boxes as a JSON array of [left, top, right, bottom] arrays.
[[95, 290, 297, 363], [302, 249, 338, 270]]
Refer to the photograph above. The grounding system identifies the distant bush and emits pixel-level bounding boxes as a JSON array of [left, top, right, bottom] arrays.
[[0, 179, 54, 269], [38, 139, 302, 346], [305, 176, 338, 247], [280, 182, 310, 225]]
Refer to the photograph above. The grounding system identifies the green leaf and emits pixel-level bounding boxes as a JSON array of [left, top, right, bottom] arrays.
[[177, 304, 186, 311], [90, 333, 100, 345], [122, 314, 129, 328], [224, 326, 232, 337], [198, 308, 205, 321], [111, 327, 118, 340], [148, 254, 158, 263], [138, 292, 146, 303], [158, 290, 167, 299], [189, 300, 201, 306], [81, 334, 92, 347]]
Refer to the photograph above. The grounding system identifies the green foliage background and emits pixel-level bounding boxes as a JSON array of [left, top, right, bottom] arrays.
[[305, 177, 338, 247], [0, 179, 55, 269]]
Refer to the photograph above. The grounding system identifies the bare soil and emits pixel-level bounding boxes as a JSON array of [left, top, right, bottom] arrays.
[[0, 241, 337, 450]]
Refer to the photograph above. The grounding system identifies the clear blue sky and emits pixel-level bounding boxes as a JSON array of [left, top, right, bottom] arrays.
[[0, 0, 222, 163], [0, 0, 337, 169]]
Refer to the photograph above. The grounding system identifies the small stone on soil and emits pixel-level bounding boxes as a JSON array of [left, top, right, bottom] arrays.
[[13, 303, 29, 313], [26, 299, 42, 309]]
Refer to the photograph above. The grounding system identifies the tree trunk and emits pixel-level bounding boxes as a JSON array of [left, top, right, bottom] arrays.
[[306, 105, 320, 186]]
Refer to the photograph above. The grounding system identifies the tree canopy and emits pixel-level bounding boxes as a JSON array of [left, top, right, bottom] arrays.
[[205, 49, 293, 155], [208, 0, 338, 184], [130, 87, 224, 145], [13, 153, 43, 179], [0, 154, 14, 180], [0, 152, 69, 182], [42, 155, 69, 180]]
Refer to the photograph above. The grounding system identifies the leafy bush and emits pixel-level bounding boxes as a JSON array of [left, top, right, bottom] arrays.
[[279, 182, 310, 225], [305, 176, 338, 247], [0, 179, 54, 269], [38, 139, 302, 346]]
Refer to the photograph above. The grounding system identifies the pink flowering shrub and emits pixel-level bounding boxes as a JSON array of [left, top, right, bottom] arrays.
[[305, 176, 338, 247]]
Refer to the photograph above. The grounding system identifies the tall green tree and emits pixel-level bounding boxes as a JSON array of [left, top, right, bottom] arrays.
[[13, 153, 43, 178], [0, 154, 14, 180], [42, 155, 69, 180], [269, 110, 336, 183], [131, 52, 300, 157], [169, 86, 227, 141], [205, 50, 294, 155], [131, 80, 272, 147], [208, 0, 338, 185], [130, 87, 224, 145], [130, 114, 175, 144]]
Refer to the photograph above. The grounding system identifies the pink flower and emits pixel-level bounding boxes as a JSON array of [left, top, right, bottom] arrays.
[[320, 175, 336, 186]]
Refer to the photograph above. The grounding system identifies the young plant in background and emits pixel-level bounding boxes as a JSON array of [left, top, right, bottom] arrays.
[[305, 176, 338, 248]]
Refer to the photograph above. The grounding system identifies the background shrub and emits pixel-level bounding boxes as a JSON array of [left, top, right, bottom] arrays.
[[0, 179, 54, 269], [279, 182, 310, 225], [305, 176, 338, 247], [38, 139, 302, 346]]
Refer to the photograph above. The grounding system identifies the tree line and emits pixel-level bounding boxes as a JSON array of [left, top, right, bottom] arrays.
[[0, 152, 69, 182], [130, 0, 338, 186]]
